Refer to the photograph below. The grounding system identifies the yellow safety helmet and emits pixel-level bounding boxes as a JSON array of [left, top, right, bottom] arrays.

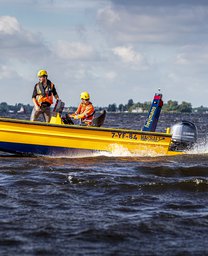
[[80, 91, 90, 100], [37, 69, 48, 77]]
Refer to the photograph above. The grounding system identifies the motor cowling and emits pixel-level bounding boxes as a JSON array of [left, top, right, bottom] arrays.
[[170, 121, 197, 151]]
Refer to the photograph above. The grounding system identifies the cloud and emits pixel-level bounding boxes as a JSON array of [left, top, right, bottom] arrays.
[[112, 46, 144, 65], [97, 5, 120, 26], [175, 54, 189, 65], [0, 16, 21, 35], [54, 41, 96, 60], [110, 0, 208, 7], [175, 45, 208, 65], [0, 0, 106, 11], [1, 1, 208, 107], [97, 3, 208, 45], [0, 15, 50, 63], [0, 65, 16, 79], [104, 71, 117, 80]]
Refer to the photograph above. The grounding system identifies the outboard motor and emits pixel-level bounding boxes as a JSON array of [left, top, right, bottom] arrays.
[[170, 121, 197, 151]]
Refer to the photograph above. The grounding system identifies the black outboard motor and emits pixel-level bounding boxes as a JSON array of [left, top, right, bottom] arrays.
[[170, 121, 197, 151]]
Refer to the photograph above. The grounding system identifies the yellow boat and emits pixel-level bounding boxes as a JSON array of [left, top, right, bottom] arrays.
[[0, 116, 179, 156], [0, 93, 197, 156]]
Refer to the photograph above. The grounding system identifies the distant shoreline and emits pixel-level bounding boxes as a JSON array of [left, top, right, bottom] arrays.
[[0, 101, 207, 114]]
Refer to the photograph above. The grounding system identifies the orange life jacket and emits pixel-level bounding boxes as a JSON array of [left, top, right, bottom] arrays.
[[75, 102, 95, 125], [36, 81, 54, 105]]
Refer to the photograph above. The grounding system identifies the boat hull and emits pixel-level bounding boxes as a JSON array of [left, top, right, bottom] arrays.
[[0, 117, 180, 156], [0, 141, 96, 156]]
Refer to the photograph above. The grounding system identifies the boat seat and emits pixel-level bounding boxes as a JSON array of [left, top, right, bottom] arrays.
[[92, 110, 106, 127], [61, 114, 74, 125], [53, 99, 65, 114], [61, 110, 106, 127]]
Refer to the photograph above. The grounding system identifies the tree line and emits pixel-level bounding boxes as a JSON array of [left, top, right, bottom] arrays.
[[0, 102, 32, 114], [107, 99, 208, 113], [0, 100, 207, 114]]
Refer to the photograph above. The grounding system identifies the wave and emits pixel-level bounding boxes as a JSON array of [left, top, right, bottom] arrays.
[[188, 140, 208, 155]]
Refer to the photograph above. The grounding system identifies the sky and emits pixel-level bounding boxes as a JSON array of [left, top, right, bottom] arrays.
[[0, 0, 208, 107]]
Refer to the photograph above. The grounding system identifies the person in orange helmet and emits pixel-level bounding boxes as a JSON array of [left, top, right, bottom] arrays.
[[69, 91, 95, 126], [30, 70, 59, 122]]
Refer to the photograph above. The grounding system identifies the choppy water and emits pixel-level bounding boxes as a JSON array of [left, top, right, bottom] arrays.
[[0, 113, 208, 255]]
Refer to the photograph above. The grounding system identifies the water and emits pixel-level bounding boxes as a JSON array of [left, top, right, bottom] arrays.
[[0, 113, 208, 255]]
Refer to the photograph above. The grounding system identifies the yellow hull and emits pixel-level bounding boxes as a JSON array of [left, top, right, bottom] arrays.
[[0, 117, 183, 156]]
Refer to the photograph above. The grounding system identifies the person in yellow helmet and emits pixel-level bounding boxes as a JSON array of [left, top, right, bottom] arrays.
[[69, 91, 95, 125], [30, 70, 59, 122]]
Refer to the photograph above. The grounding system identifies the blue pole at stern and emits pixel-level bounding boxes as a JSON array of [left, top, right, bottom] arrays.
[[142, 91, 163, 132]]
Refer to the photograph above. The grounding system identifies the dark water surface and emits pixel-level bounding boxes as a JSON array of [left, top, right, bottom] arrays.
[[0, 113, 208, 255]]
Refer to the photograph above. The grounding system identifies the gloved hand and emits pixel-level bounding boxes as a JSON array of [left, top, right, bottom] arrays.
[[73, 115, 79, 120], [35, 105, 40, 111]]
